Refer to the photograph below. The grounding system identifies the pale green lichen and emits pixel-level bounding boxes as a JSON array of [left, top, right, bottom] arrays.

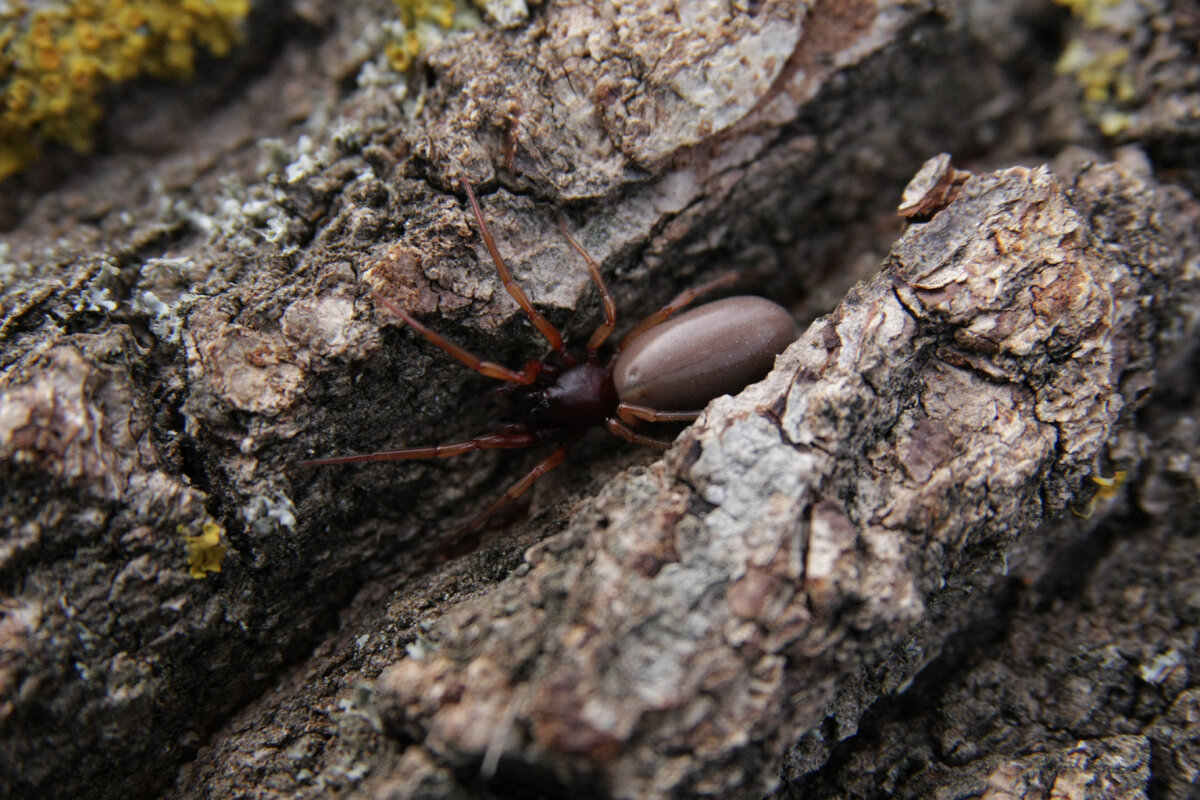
[[0, 242, 23, 285], [75, 257, 122, 313], [131, 278, 201, 344], [0, 0, 250, 179], [243, 491, 297, 535], [477, 0, 529, 29]]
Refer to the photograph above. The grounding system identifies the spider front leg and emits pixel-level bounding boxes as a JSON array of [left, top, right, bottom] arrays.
[[462, 178, 572, 361], [371, 292, 541, 385], [605, 403, 703, 450], [606, 418, 674, 449], [558, 220, 617, 363], [616, 272, 739, 352], [299, 428, 542, 466], [616, 403, 701, 425], [457, 443, 571, 534]]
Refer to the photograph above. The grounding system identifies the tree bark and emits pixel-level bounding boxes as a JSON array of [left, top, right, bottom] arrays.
[[1, 1, 1198, 799]]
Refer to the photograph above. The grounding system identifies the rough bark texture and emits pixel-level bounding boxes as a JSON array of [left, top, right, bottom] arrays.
[[364, 153, 1200, 799], [1, 1, 1199, 799]]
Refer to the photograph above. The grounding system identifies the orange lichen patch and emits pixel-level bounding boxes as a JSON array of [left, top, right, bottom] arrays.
[[0, 0, 250, 179]]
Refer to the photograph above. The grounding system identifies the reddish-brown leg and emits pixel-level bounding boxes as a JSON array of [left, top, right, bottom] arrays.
[[617, 402, 702, 425], [617, 272, 740, 352], [372, 292, 541, 385], [462, 179, 570, 359], [558, 220, 617, 363], [458, 444, 571, 533], [606, 418, 674, 449], [299, 430, 539, 466]]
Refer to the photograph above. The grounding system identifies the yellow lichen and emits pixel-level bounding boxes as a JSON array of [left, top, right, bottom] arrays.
[[1054, 0, 1125, 30], [1091, 469, 1127, 500], [180, 519, 227, 579], [386, 0, 480, 74], [0, 0, 250, 180], [1053, 0, 1147, 139], [1071, 469, 1129, 518], [1056, 40, 1131, 104], [1098, 110, 1133, 137]]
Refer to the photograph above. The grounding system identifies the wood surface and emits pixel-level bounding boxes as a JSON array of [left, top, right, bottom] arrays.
[[2, 1, 1199, 798]]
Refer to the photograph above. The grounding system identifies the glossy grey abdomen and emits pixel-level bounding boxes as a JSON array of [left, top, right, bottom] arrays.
[[613, 296, 797, 411]]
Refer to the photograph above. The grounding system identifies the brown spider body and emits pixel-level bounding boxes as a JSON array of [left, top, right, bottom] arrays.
[[530, 362, 619, 429], [303, 178, 797, 536]]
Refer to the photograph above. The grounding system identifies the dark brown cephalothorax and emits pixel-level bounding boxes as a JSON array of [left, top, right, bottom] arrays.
[[302, 178, 798, 536]]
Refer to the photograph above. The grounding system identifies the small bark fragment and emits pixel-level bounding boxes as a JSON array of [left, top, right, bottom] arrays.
[[896, 153, 973, 220]]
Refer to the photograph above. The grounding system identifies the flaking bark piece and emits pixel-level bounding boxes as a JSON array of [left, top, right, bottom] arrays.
[[896, 152, 972, 220], [369, 156, 1200, 798]]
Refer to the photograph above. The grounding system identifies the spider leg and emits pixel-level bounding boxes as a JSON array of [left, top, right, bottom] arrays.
[[371, 292, 541, 385], [458, 444, 571, 533], [617, 272, 740, 352], [558, 220, 617, 362], [616, 402, 702, 425], [462, 178, 570, 360], [299, 430, 539, 466], [606, 403, 702, 449], [605, 418, 674, 450]]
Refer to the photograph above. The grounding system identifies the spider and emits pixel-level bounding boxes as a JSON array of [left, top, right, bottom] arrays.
[[302, 179, 797, 535]]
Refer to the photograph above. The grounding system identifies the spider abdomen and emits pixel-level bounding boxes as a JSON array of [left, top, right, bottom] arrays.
[[612, 296, 797, 411]]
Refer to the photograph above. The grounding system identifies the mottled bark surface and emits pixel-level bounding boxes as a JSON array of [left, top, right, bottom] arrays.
[[1, 1, 1199, 799], [362, 154, 1200, 799]]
